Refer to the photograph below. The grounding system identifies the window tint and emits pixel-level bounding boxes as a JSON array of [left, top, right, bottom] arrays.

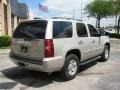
[[76, 23, 88, 37], [53, 21, 73, 38], [13, 20, 47, 39], [97, 29, 105, 36], [88, 24, 98, 37]]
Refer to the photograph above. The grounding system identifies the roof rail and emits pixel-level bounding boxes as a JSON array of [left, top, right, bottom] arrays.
[[51, 17, 82, 21], [34, 17, 42, 19]]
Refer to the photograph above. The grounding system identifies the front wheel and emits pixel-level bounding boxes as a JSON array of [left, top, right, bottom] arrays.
[[100, 45, 110, 62], [60, 54, 79, 80]]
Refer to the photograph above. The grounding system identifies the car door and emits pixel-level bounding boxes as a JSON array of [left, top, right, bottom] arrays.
[[87, 24, 101, 57], [76, 22, 93, 61]]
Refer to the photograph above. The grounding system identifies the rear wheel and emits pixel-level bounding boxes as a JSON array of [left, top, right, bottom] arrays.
[[60, 54, 79, 80], [100, 45, 110, 62]]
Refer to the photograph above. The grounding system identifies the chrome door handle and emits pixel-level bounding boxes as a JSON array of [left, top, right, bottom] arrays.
[[78, 40, 83, 44], [92, 40, 95, 43]]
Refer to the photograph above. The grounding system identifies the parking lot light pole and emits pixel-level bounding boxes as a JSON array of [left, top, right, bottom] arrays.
[[72, 0, 82, 20], [73, 10, 75, 19], [81, 0, 82, 21]]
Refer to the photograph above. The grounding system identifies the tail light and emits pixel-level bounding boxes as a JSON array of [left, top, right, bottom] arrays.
[[44, 39, 54, 58]]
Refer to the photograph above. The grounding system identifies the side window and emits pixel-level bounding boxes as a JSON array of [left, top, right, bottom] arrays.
[[88, 24, 99, 37], [76, 23, 88, 37], [53, 21, 73, 38]]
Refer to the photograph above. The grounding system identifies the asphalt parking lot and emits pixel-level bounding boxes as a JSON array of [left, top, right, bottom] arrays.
[[0, 39, 120, 90]]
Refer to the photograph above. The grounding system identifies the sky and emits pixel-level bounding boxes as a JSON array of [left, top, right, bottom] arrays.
[[18, 0, 115, 27]]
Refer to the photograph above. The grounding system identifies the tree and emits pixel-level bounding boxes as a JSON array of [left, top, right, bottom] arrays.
[[85, 0, 114, 28], [112, 0, 120, 33]]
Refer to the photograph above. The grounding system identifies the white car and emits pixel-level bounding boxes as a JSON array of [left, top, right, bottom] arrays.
[[10, 18, 110, 80]]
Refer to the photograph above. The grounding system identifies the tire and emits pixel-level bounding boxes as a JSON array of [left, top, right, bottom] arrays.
[[60, 54, 79, 80], [100, 45, 110, 62]]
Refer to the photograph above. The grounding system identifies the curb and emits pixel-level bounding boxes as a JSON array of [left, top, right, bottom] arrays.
[[0, 49, 10, 54], [110, 38, 119, 41]]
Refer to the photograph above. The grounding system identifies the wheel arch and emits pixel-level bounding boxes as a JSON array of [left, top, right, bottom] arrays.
[[65, 49, 81, 62], [105, 42, 110, 50]]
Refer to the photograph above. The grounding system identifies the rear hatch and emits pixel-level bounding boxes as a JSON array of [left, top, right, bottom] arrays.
[[11, 20, 48, 62]]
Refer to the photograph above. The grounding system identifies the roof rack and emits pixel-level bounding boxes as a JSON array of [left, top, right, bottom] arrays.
[[51, 17, 82, 21], [34, 17, 42, 19]]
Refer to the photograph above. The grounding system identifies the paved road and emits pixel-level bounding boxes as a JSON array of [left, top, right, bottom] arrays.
[[0, 40, 120, 90]]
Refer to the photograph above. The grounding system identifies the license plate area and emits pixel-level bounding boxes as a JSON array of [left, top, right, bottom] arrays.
[[21, 46, 28, 53]]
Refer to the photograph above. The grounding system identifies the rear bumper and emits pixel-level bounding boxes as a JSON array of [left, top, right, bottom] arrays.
[[10, 53, 65, 72]]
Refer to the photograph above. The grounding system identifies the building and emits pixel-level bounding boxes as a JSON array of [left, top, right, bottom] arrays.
[[29, 12, 34, 20], [0, 0, 28, 36]]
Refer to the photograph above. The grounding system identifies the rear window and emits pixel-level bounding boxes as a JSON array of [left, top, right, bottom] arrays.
[[13, 20, 48, 39], [53, 21, 73, 38]]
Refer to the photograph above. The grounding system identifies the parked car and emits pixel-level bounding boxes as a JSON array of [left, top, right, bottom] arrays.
[[97, 28, 111, 36], [10, 18, 110, 80]]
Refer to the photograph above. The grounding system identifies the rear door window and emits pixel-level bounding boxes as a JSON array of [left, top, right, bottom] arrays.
[[53, 21, 73, 38], [76, 23, 88, 37], [13, 20, 48, 39]]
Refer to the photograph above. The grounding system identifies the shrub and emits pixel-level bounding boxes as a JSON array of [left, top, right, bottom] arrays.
[[110, 33, 120, 39], [0, 35, 11, 47]]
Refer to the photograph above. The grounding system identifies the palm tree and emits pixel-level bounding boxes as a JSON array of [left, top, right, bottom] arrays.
[[85, 0, 114, 28], [113, 0, 120, 33]]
